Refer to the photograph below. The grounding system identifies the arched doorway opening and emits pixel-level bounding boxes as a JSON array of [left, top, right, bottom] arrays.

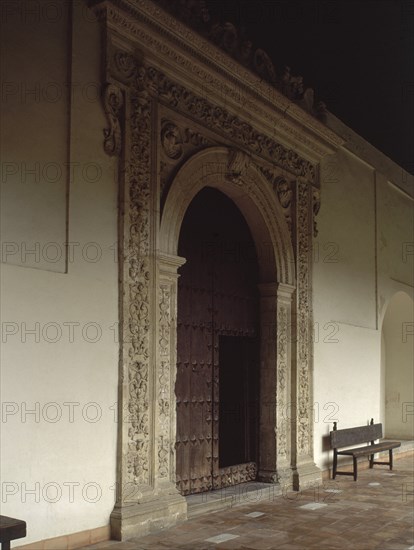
[[175, 188, 260, 494], [158, 146, 315, 498], [381, 291, 414, 439]]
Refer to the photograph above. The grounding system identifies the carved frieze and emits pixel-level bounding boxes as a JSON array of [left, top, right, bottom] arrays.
[[103, 47, 316, 183]]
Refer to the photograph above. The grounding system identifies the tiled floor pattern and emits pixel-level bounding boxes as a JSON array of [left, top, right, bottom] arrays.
[[82, 454, 414, 550]]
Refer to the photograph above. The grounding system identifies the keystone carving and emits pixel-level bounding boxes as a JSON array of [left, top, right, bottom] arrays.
[[226, 149, 251, 185]]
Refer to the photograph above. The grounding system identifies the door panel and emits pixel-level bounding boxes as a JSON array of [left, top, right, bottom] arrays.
[[219, 336, 259, 469], [176, 188, 259, 495]]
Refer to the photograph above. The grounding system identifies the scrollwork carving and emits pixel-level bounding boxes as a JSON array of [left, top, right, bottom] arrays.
[[103, 83, 123, 156], [104, 46, 316, 181], [312, 188, 321, 237], [123, 67, 153, 486]]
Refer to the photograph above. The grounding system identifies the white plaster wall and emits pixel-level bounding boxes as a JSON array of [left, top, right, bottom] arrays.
[[313, 126, 414, 470], [0, 0, 70, 273], [0, 2, 118, 545], [313, 148, 378, 471], [377, 172, 414, 440], [382, 292, 414, 439]]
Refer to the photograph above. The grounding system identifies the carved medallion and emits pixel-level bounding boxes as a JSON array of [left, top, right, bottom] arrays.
[[161, 121, 183, 160]]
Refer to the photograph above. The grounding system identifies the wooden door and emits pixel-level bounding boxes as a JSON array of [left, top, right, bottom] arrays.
[[176, 188, 259, 495]]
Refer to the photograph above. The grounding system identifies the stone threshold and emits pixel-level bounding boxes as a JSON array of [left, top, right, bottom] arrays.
[[186, 481, 283, 518]]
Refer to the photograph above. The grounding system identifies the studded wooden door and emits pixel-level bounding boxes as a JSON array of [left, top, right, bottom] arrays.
[[176, 188, 260, 495]]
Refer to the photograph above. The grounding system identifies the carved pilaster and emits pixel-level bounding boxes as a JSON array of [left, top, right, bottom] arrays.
[[292, 179, 321, 490], [258, 283, 294, 487], [156, 253, 187, 490], [100, 47, 187, 537], [276, 283, 295, 486]]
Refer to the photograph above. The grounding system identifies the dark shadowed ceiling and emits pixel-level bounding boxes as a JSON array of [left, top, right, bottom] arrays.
[[203, 0, 413, 174]]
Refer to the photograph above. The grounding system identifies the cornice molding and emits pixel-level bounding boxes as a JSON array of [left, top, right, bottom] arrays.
[[90, 0, 344, 162]]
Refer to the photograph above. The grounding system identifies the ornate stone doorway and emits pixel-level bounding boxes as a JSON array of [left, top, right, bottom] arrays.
[[91, 0, 342, 536], [176, 188, 260, 495]]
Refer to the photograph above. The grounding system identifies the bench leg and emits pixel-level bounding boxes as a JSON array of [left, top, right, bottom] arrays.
[[333, 451, 337, 479], [2, 541, 11, 550], [389, 449, 393, 470], [369, 454, 374, 468], [353, 456, 358, 481]]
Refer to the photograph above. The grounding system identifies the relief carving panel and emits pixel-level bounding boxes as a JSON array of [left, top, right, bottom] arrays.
[[296, 180, 313, 457]]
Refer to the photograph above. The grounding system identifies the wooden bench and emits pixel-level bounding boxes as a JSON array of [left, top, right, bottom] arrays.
[[330, 419, 401, 481], [0, 516, 26, 550]]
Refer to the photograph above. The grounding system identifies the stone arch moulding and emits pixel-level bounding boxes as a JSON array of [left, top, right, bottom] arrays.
[[159, 146, 295, 286]]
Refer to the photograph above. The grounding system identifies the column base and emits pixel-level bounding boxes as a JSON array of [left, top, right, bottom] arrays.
[[292, 459, 322, 491], [258, 463, 293, 491], [110, 490, 187, 541]]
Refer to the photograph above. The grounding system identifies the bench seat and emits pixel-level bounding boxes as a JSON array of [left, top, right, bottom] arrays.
[[330, 419, 401, 481], [337, 441, 401, 457], [0, 516, 26, 550]]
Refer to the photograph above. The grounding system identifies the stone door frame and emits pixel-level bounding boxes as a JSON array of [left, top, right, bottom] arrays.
[[160, 147, 295, 491], [91, 0, 342, 540]]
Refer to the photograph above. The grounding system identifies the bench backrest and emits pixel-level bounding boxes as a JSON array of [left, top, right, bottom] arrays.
[[330, 423, 383, 449]]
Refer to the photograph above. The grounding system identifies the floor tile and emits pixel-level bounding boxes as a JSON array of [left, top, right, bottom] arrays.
[[78, 454, 414, 550], [205, 533, 240, 544], [244, 512, 265, 518]]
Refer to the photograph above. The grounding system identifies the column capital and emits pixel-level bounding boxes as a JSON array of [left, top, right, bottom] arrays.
[[258, 282, 295, 299], [158, 252, 186, 278], [277, 283, 296, 300]]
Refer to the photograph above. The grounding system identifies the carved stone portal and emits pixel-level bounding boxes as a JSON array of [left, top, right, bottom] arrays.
[[92, 0, 333, 540]]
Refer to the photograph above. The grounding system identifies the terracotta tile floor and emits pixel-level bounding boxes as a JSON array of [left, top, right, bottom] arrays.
[[82, 454, 414, 550]]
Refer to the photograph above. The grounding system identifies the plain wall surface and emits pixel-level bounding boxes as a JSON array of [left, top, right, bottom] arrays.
[[382, 292, 414, 439], [0, 2, 118, 544], [313, 125, 414, 470]]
